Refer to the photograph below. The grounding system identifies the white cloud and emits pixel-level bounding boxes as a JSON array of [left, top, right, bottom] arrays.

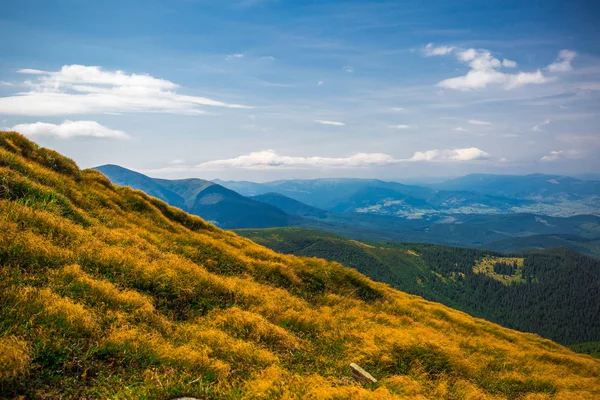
[[143, 146, 493, 172], [502, 59, 517, 68], [169, 159, 186, 165], [389, 124, 410, 129], [391, 107, 405, 112], [343, 66, 354, 73], [226, 53, 245, 60], [10, 120, 130, 139], [540, 150, 564, 162], [315, 120, 345, 126], [427, 46, 553, 90], [196, 150, 397, 170], [547, 49, 577, 72], [423, 43, 455, 56], [453, 127, 468, 132], [0, 81, 15, 86], [0, 65, 251, 116], [468, 119, 492, 125], [540, 149, 581, 162], [317, 80, 325, 86], [532, 119, 551, 132], [409, 147, 491, 162]]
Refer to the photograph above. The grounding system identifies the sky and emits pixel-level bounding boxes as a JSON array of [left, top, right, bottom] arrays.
[[1, 0, 599, 182]]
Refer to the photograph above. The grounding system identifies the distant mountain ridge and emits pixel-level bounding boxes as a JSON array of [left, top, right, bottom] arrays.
[[94, 165, 298, 229], [217, 174, 600, 218], [95, 167, 600, 256]]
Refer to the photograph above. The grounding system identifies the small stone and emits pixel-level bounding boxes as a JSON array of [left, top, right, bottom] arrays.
[[350, 363, 377, 384]]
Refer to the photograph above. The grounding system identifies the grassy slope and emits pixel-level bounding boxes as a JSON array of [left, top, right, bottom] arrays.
[[1, 132, 599, 399], [236, 228, 600, 348]]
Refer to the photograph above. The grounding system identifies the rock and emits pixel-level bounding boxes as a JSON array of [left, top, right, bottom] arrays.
[[350, 363, 377, 384]]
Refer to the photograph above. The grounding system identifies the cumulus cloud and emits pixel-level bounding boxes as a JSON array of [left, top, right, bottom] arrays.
[[423, 43, 454, 56], [502, 59, 517, 68], [547, 50, 577, 72], [0, 65, 251, 116], [10, 120, 130, 139], [532, 119, 551, 132], [468, 119, 491, 125], [408, 147, 491, 162], [389, 124, 411, 129], [425, 45, 553, 90], [315, 120, 345, 126]]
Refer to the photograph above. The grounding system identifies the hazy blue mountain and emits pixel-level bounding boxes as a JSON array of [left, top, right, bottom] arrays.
[[94, 165, 297, 229], [212, 179, 272, 197], [434, 173, 600, 199], [219, 175, 600, 217], [246, 190, 600, 253], [217, 178, 435, 209], [94, 165, 186, 210], [250, 192, 329, 219]]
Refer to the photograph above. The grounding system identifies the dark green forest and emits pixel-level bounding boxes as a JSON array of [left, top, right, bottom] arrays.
[[237, 228, 600, 354]]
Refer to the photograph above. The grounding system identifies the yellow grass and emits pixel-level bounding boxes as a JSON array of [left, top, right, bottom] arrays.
[[0, 131, 599, 399], [473, 256, 526, 285]]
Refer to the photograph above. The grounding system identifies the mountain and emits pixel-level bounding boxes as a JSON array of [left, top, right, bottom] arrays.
[[248, 191, 600, 256], [3, 131, 600, 398], [250, 192, 329, 219], [94, 164, 187, 209], [95, 165, 297, 229], [435, 173, 600, 199], [218, 178, 436, 210], [237, 227, 600, 347], [485, 234, 600, 258], [218, 176, 600, 218]]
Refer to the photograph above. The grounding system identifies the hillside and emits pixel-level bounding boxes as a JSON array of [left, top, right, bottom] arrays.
[[1, 132, 600, 399], [236, 228, 600, 347], [95, 165, 297, 229]]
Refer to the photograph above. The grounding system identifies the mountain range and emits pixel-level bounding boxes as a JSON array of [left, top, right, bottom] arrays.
[[97, 166, 600, 257], [94, 165, 298, 229]]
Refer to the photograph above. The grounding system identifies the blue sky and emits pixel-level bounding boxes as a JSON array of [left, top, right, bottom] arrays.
[[1, 0, 599, 181]]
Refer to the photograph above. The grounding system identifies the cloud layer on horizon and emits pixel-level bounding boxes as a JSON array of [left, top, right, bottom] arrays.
[[141, 147, 493, 172]]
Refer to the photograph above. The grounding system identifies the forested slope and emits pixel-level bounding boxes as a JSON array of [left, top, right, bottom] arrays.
[[238, 228, 600, 347]]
